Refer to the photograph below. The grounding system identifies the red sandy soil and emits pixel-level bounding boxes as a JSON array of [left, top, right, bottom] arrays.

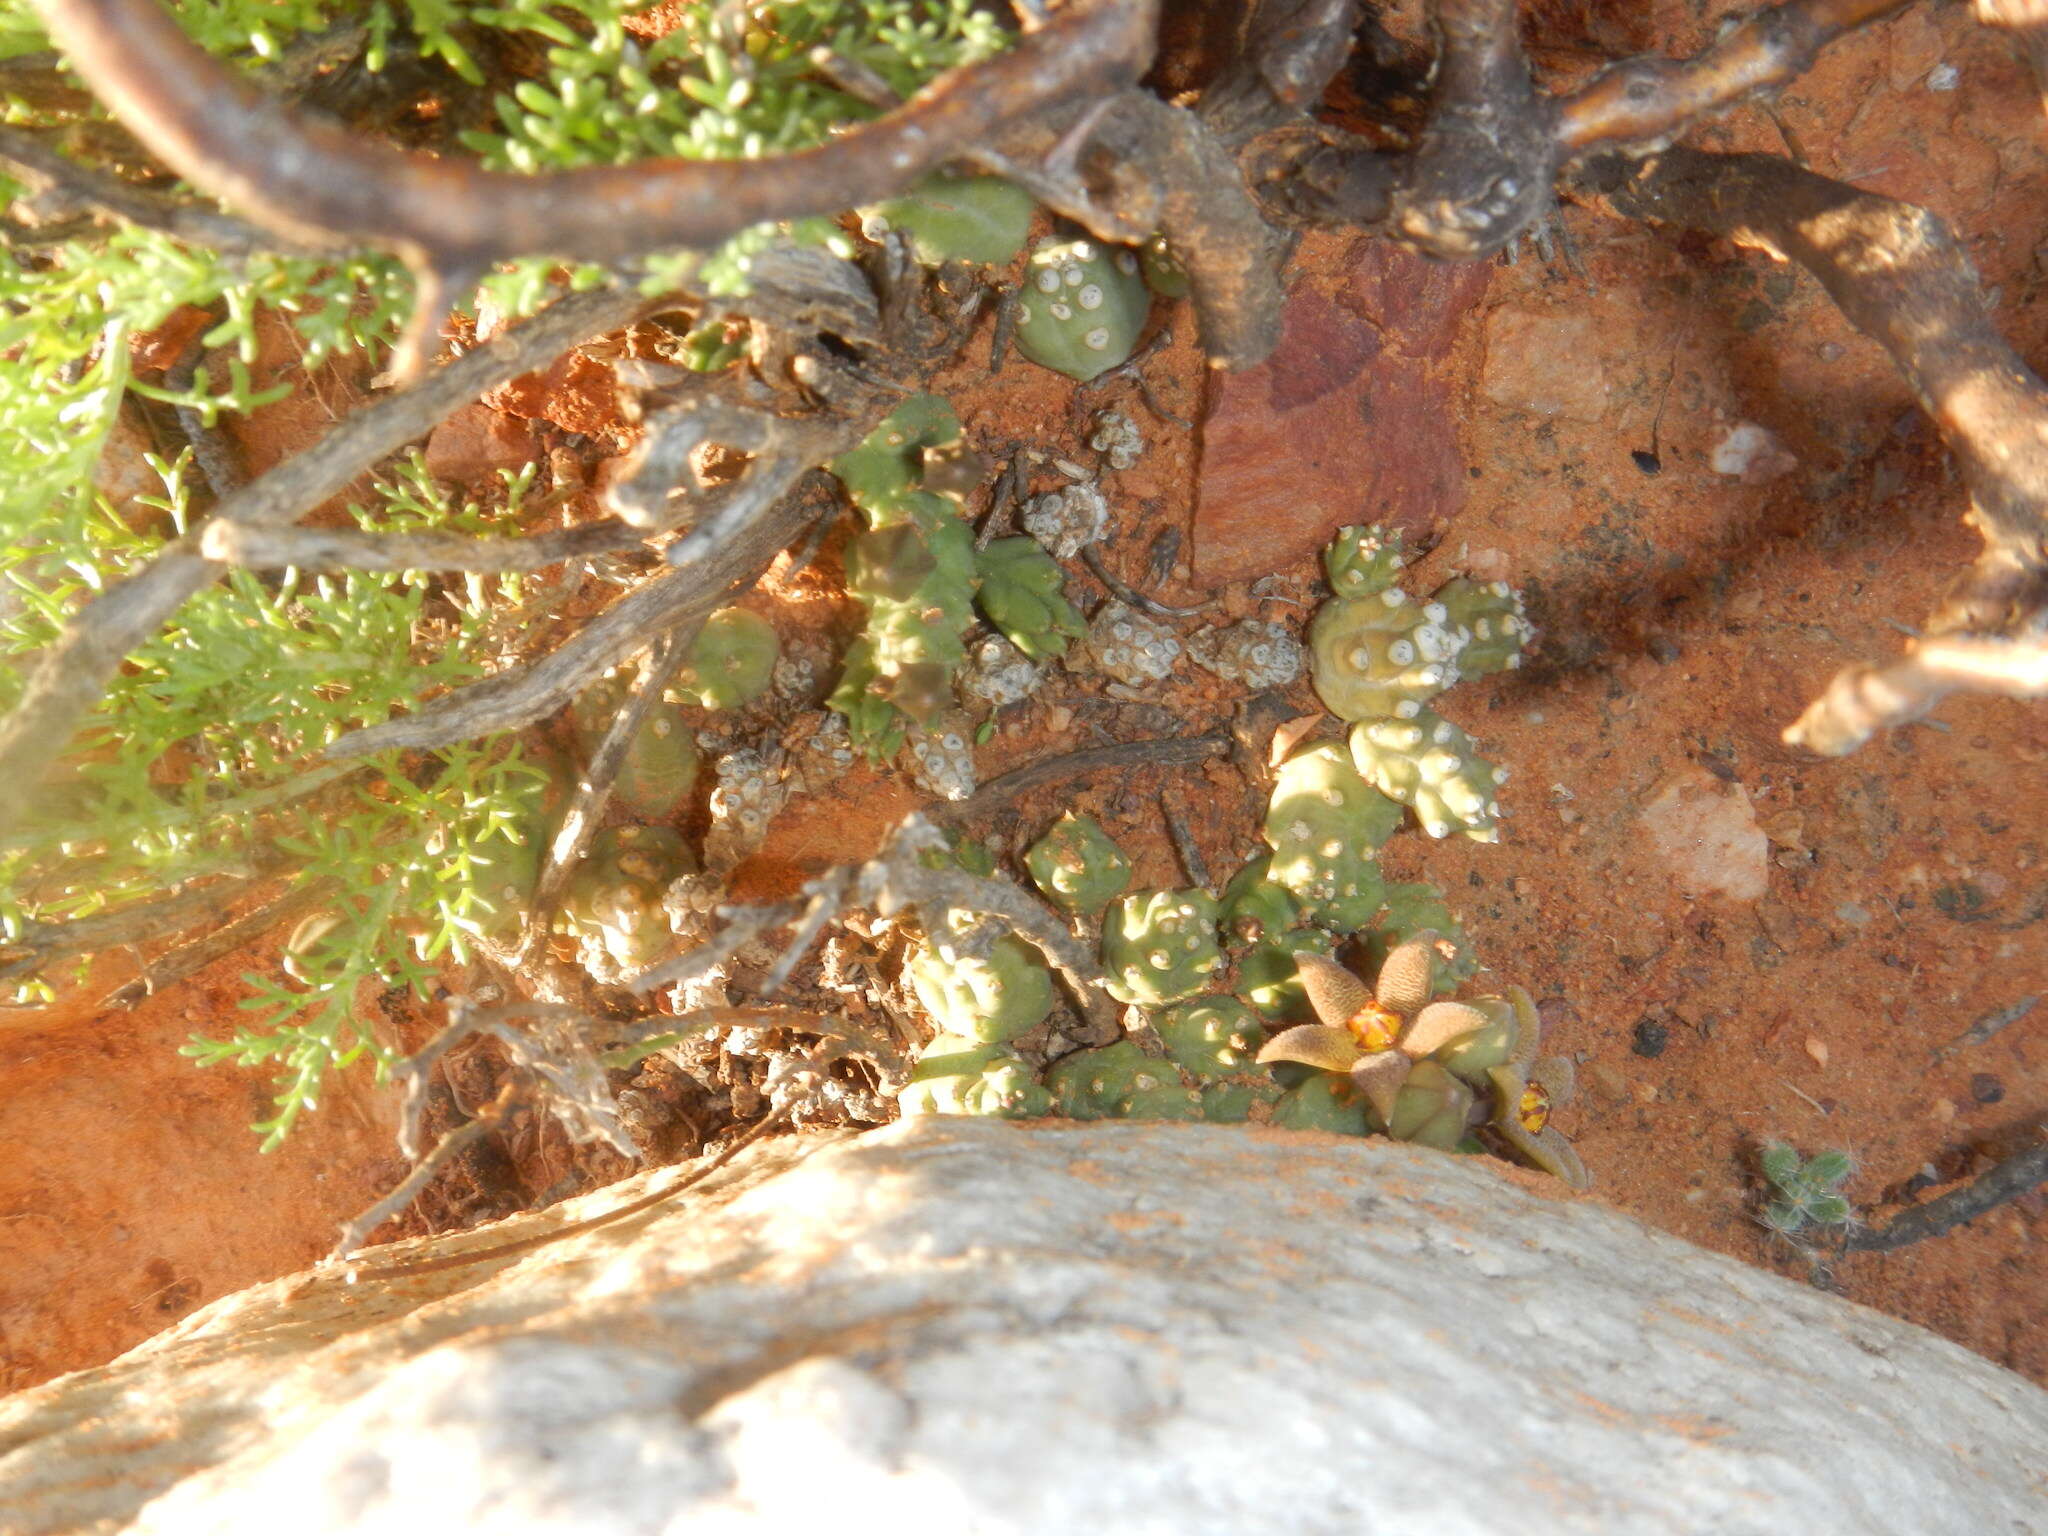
[[4, 1, 2043, 1393]]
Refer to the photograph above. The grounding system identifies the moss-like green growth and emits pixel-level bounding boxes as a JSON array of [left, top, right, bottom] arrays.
[[557, 824, 692, 976], [861, 172, 1036, 265], [900, 1034, 1053, 1118], [675, 608, 780, 710], [1025, 812, 1133, 918], [1013, 237, 1151, 381], [975, 537, 1088, 662], [1323, 524, 1410, 599], [1350, 711, 1508, 843], [1101, 888, 1224, 1006], [1262, 743, 1399, 930], [1156, 995, 1266, 1078], [1432, 576, 1530, 676], [571, 673, 701, 822], [1271, 1073, 1372, 1135], [1308, 586, 1466, 723], [907, 921, 1055, 1045]]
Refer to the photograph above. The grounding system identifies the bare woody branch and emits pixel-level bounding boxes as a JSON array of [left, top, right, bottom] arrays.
[[0, 123, 291, 254], [1253, 0, 1912, 258], [0, 284, 645, 839], [31, 0, 1156, 273], [1845, 1133, 2048, 1253], [1578, 147, 2048, 753], [198, 517, 646, 573]]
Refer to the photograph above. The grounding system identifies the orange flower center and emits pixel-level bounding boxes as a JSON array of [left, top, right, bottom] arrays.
[[1346, 1002, 1404, 1053], [1518, 1082, 1551, 1135]]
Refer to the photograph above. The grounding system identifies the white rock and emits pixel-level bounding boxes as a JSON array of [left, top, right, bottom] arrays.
[[3, 1120, 2044, 1535]]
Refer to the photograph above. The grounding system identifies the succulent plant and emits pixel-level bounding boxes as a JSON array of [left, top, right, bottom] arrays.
[[1271, 1073, 1371, 1136], [1089, 409, 1144, 470], [1021, 482, 1109, 559], [860, 171, 1036, 266], [1479, 994, 1590, 1189], [459, 749, 570, 941], [1380, 1060, 1477, 1150], [1357, 881, 1477, 994], [975, 537, 1088, 662], [557, 824, 694, 980], [1322, 524, 1411, 599], [958, 632, 1044, 708], [1187, 619, 1304, 689], [1156, 995, 1267, 1078], [1101, 887, 1224, 1006], [570, 672, 701, 822], [1262, 743, 1400, 930], [1757, 1142, 1856, 1236], [904, 712, 978, 802], [1199, 1078, 1282, 1123], [1044, 1040, 1160, 1120], [1025, 812, 1133, 918], [900, 1034, 1053, 1119], [675, 607, 780, 710], [1012, 237, 1151, 381], [908, 917, 1055, 1044], [827, 393, 974, 512], [1085, 600, 1182, 686], [1236, 924, 1334, 1022], [1432, 576, 1530, 676], [703, 746, 791, 874], [1219, 857, 1301, 950], [1308, 584, 1467, 723], [1138, 231, 1191, 299], [1350, 710, 1509, 842]]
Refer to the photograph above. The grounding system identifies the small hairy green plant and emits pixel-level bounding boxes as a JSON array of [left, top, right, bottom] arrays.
[[2, 452, 552, 1146], [1759, 1142, 1857, 1237]]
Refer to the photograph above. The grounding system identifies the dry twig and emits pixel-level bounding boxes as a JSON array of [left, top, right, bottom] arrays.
[[1580, 147, 2048, 753], [1845, 1134, 2048, 1253], [0, 284, 646, 839]]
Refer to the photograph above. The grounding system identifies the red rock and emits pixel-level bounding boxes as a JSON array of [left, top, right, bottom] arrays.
[[423, 402, 542, 486], [128, 307, 215, 373], [484, 348, 624, 439], [1191, 232, 1490, 581]]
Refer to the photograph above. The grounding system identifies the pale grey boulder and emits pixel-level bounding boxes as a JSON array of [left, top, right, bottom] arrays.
[[2, 1118, 2044, 1535]]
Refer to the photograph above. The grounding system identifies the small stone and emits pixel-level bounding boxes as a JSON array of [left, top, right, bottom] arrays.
[[1804, 1036, 1830, 1069], [1969, 1073, 2005, 1106], [1631, 1018, 1669, 1059], [1930, 1097, 1957, 1123]]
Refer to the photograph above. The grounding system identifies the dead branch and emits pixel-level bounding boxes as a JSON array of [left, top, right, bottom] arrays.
[[320, 455, 851, 761], [198, 517, 646, 573], [0, 122, 289, 255], [99, 877, 336, 1009], [1844, 1133, 2048, 1253], [1197, 0, 1363, 148], [1975, 0, 2048, 114], [1251, 0, 1911, 258], [1579, 147, 2048, 753], [942, 733, 1230, 822], [0, 877, 248, 980], [32, 0, 1156, 285], [0, 284, 646, 840]]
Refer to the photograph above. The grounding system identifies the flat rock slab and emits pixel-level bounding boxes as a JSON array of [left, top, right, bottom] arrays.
[[3, 1119, 2045, 1535]]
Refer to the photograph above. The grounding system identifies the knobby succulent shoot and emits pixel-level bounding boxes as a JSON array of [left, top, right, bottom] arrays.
[[457, 747, 572, 942], [1138, 231, 1191, 299], [571, 671, 702, 823], [908, 913, 1055, 1045], [674, 608, 780, 710], [1156, 995, 1267, 1079], [1432, 577, 1531, 676], [1012, 237, 1151, 381], [1350, 711, 1509, 843], [1359, 882, 1477, 995], [1085, 600, 1182, 686], [827, 396, 982, 757], [901, 1035, 1053, 1119], [1025, 812, 1133, 919], [1188, 619, 1304, 690], [1101, 887, 1224, 1007], [1044, 1040, 1202, 1121], [1309, 582, 1466, 722], [1323, 524, 1411, 599], [1262, 743, 1399, 930], [556, 825, 694, 982], [860, 172, 1036, 266]]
